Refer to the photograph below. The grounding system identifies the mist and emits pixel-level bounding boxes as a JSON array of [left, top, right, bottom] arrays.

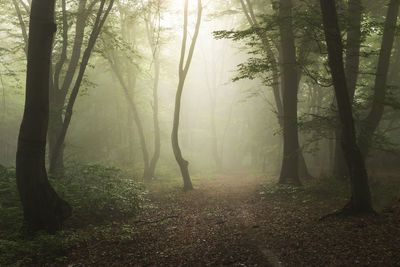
[[1, 0, 400, 265]]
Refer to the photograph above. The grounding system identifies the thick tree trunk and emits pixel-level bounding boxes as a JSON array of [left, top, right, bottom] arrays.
[[333, 0, 362, 179], [358, 0, 399, 156], [333, 130, 349, 179], [320, 0, 373, 213], [16, 0, 71, 233], [278, 0, 301, 185]]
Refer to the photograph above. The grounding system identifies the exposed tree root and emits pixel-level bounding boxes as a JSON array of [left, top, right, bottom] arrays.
[[319, 201, 377, 221]]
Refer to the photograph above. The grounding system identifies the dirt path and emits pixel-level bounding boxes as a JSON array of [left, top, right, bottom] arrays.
[[63, 173, 282, 266], [63, 172, 400, 266]]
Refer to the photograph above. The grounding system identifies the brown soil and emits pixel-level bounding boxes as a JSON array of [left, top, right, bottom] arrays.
[[49, 172, 400, 266]]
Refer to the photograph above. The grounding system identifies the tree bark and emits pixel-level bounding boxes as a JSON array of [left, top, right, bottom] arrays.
[[333, 0, 362, 180], [278, 0, 301, 185], [241, 0, 311, 180], [48, 0, 88, 177], [172, 0, 202, 191], [358, 0, 400, 156], [50, 0, 115, 173], [320, 0, 373, 213], [16, 0, 71, 233]]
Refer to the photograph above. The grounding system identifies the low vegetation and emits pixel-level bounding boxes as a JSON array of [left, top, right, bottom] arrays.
[[0, 164, 146, 266]]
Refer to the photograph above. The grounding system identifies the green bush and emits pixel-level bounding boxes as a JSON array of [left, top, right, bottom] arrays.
[[0, 164, 146, 266], [0, 167, 22, 238], [52, 164, 147, 224]]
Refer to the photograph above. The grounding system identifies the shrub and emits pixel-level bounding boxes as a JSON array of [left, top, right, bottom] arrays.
[[0, 164, 146, 266], [53, 164, 147, 225]]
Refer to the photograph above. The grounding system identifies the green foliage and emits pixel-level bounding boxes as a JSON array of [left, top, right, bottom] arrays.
[[369, 175, 400, 212], [0, 167, 22, 237], [261, 176, 350, 204], [261, 174, 399, 212], [53, 164, 147, 224], [0, 164, 146, 266]]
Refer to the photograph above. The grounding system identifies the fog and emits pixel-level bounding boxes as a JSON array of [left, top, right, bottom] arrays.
[[2, 0, 400, 265]]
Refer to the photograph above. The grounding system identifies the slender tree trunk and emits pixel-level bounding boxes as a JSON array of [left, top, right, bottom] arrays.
[[147, 56, 161, 179], [50, 0, 115, 172], [12, 0, 28, 55], [109, 63, 150, 181], [144, 11, 162, 180], [48, 0, 87, 177], [172, 0, 202, 191], [172, 80, 193, 190], [16, 0, 71, 233], [278, 0, 301, 185], [48, 109, 65, 177], [320, 0, 373, 213], [358, 0, 400, 156]]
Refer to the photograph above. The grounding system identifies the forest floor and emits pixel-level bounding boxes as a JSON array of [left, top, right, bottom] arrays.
[[39, 171, 400, 266]]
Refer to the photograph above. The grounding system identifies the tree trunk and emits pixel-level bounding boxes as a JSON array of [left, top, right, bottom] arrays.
[[147, 56, 161, 179], [358, 0, 400, 156], [48, 103, 65, 177], [172, 81, 193, 190], [320, 0, 373, 213], [16, 0, 71, 234], [278, 0, 301, 185], [109, 62, 150, 181], [333, 0, 362, 179], [48, 0, 88, 177], [172, 0, 202, 191], [144, 13, 162, 180], [50, 0, 115, 173], [333, 130, 349, 179]]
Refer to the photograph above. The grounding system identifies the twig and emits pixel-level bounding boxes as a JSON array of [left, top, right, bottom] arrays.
[[133, 215, 179, 225]]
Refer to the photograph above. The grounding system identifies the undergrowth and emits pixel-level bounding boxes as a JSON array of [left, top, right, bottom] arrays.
[[261, 174, 400, 211], [0, 164, 146, 266]]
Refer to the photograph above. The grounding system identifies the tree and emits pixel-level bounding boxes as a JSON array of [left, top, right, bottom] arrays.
[[101, 0, 163, 181], [12, 0, 116, 177], [333, 0, 399, 178], [358, 0, 400, 156], [50, 0, 115, 176], [216, 0, 314, 180], [102, 3, 152, 181], [277, 0, 301, 185], [16, 0, 71, 233], [144, 0, 163, 180], [172, 0, 202, 191], [332, 0, 362, 179], [320, 0, 373, 213]]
